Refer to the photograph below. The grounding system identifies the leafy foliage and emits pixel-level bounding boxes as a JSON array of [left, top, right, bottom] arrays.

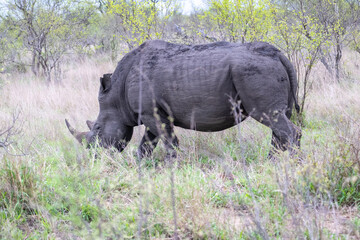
[[200, 0, 274, 43], [106, 0, 177, 51]]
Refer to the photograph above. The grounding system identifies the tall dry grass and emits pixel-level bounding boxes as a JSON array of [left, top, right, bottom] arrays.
[[1, 56, 114, 141]]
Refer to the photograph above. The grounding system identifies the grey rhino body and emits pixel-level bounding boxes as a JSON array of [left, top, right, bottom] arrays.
[[85, 40, 301, 157]]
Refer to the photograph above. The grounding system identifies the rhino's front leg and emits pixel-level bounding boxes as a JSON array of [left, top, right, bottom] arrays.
[[268, 132, 284, 159], [140, 114, 179, 160], [137, 129, 159, 160], [162, 127, 179, 159]]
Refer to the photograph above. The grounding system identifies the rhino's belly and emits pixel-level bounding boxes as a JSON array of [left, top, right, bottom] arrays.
[[174, 116, 236, 132], [171, 102, 238, 132]]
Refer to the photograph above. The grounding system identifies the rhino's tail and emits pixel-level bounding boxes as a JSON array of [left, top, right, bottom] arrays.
[[278, 53, 300, 114]]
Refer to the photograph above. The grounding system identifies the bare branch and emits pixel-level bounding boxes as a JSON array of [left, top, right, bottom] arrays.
[[0, 108, 30, 156]]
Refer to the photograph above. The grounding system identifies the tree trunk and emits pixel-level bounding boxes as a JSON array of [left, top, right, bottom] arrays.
[[320, 55, 333, 75], [356, 47, 360, 55], [39, 58, 51, 83], [31, 49, 39, 76], [335, 42, 342, 82], [54, 61, 62, 84], [45, 69, 51, 83]]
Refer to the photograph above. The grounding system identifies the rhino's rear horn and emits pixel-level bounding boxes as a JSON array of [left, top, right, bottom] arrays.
[[86, 120, 95, 130]]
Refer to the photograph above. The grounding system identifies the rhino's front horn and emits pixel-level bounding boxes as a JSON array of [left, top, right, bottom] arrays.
[[65, 119, 88, 144]]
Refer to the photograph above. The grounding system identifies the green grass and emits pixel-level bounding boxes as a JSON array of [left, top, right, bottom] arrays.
[[2, 125, 358, 239], [1, 118, 359, 239]]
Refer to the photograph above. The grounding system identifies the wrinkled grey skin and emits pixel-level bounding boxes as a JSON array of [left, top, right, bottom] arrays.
[[69, 40, 301, 159]]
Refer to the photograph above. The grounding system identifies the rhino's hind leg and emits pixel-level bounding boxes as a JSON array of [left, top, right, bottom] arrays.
[[246, 109, 300, 157], [268, 131, 285, 159], [267, 112, 301, 156], [137, 129, 159, 159]]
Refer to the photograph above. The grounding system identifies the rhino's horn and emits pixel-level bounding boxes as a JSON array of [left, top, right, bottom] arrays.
[[86, 120, 95, 130], [65, 119, 77, 135], [65, 119, 88, 144]]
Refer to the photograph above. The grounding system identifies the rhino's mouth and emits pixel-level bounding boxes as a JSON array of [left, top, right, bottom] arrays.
[[90, 133, 126, 152], [102, 137, 126, 152]]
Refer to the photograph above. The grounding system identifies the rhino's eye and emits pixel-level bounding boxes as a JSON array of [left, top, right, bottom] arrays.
[[94, 125, 101, 132]]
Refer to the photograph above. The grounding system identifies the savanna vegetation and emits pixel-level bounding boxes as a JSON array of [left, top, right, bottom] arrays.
[[1, 0, 360, 239]]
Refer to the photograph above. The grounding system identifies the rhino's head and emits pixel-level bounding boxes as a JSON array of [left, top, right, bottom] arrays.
[[66, 74, 133, 152]]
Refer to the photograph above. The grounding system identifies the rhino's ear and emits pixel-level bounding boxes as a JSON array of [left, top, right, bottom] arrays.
[[86, 120, 95, 130], [100, 73, 112, 93]]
